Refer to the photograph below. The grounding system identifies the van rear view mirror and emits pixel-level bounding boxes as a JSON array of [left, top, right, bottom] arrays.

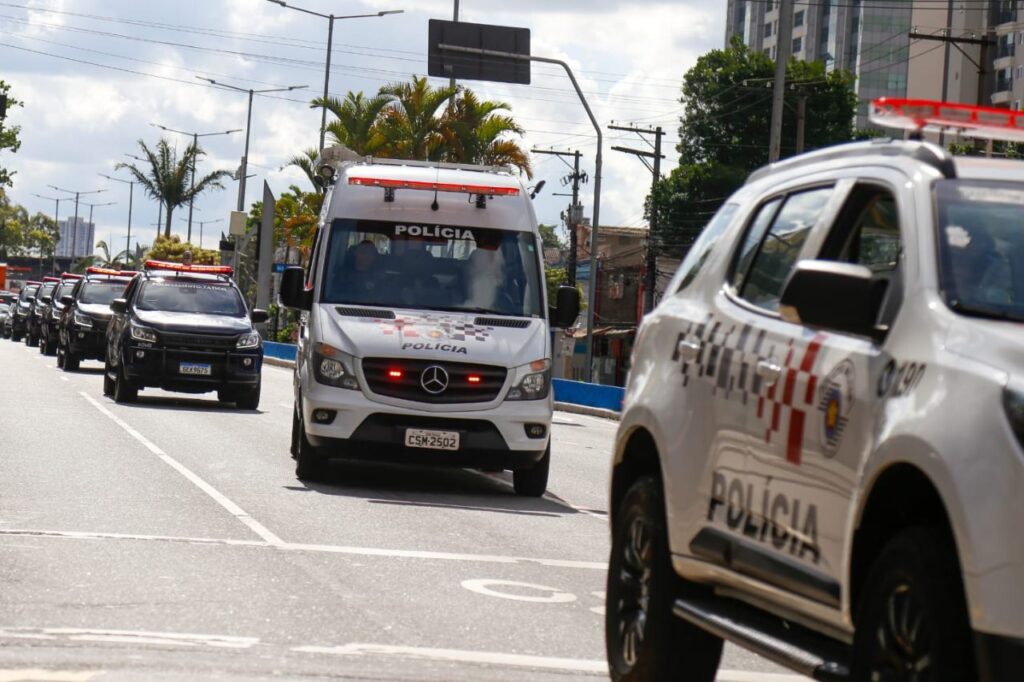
[[279, 267, 312, 311], [550, 285, 580, 328]]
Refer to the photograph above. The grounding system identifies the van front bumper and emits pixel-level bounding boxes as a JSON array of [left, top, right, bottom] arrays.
[[301, 383, 552, 469]]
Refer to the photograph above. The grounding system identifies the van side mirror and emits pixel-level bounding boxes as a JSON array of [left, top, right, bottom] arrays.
[[61, 295, 75, 306], [250, 308, 270, 324], [110, 298, 128, 315], [549, 285, 581, 328], [780, 261, 887, 340], [279, 267, 312, 311]]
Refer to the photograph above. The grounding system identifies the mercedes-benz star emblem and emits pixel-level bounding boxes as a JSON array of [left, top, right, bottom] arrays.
[[420, 365, 449, 394]]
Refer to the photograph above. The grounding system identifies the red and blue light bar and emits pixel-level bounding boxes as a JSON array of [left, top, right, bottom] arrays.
[[85, 266, 136, 277], [143, 260, 233, 275]]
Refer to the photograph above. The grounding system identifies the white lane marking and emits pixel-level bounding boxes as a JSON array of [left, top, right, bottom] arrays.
[[0, 528, 607, 570], [0, 671, 101, 682], [461, 579, 577, 603], [279, 402, 291, 409], [0, 627, 257, 649], [80, 392, 285, 547], [291, 643, 608, 674]]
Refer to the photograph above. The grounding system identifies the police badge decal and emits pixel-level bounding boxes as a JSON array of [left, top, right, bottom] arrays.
[[818, 359, 855, 458]]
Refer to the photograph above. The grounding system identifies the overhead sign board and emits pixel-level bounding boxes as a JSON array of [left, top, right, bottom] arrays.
[[428, 19, 531, 85]]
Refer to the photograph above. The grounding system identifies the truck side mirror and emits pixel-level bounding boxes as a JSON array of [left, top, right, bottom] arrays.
[[780, 261, 887, 340], [279, 267, 312, 311], [110, 298, 128, 315], [60, 295, 75, 306], [250, 308, 270, 324], [40, 295, 52, 304], [549, 285, 580, 328]]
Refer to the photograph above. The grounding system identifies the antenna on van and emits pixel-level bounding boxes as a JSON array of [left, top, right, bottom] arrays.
[[431, 155, 442, 211]]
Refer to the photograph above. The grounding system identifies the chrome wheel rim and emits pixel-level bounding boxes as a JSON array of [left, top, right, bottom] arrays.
[[869, 583, 931, 682]]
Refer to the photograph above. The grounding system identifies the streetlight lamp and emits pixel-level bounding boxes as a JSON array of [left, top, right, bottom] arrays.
[[196, 77, 307, 212], [99, 173, 137, 265], [47, 185, 107, 264], [179, 216, 223, 250], [80, 200, 117, 260], [150, 123, 241, 242], [32, 193, 64, 273], [264, 0, 404, 152]]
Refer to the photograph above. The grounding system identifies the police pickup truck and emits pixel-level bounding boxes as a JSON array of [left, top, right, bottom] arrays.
[[9, 281, 40, 342], [103, 260, 267, 408], [58, 267, 136, 371], [606, 100, 1024, 682], [39, 273, 81, 356]]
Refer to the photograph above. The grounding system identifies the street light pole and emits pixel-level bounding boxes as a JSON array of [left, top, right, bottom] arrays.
[[264, 1, 404, 153], [100, 174, 136, 264], [195, 78, 306, 212], [82, 201, 117, 260], [49, 186, 107, 265]]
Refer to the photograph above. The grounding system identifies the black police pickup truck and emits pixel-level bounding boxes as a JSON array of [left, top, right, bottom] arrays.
[[26, 277, 60, 347], [58, 267, 136, 371], [10, 281, 41, 342], [39, 273, 82, 356], [103, 260, 267, 409]]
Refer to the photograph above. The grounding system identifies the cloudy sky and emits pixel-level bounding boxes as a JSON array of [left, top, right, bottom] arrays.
[[0, 0, 724, 255]]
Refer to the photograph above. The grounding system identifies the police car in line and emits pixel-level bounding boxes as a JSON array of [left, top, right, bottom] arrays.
[[57, 267, 136, 371], [9, 280, 40, 342], [103, 260, 268, 408], [0, 291, 16, 338], [606, 100, 1024, 682], [25, 276, 60, 348], [38, 273, 82, 356]]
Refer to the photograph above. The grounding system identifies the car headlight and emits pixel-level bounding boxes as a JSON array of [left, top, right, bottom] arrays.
[[73, 311, 94, 328], [130, 324, 157, 343], [50, 309, 62, 320], [313, 343, 359, 390], [237, 331, 261, 349], [506, 358, 551, 401], [1003, 386, 1024, 449]]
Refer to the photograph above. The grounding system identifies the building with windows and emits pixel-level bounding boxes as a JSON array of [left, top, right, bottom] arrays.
[[55, 216, 95, 259]]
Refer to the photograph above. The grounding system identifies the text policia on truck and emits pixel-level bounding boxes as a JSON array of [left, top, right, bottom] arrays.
[[279, 145, 580, 497]]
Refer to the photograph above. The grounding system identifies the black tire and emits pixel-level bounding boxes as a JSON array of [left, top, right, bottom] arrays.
[[216, 389, 235, 404], [294, 413, 327, 481], [38, 334, 46, 355], [236, 384, 261, 410], [606, 476, 723, 682], [113, 362, 138, 404], [851, 526, 975, 682], [26, 330, 38, 347], [290, 405, 300, 459], [512, 444, 550, 497], [43, 335, 57, 357], [102, 360, 115, 396], [55, 345, 65, 369], [63, 349, 80, 372]]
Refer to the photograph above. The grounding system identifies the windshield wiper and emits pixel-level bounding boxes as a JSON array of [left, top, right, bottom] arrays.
[[948, 299, 1024, 323]]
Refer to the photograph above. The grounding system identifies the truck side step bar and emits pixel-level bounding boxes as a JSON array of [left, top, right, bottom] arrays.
[[674, 594, 851, 681]]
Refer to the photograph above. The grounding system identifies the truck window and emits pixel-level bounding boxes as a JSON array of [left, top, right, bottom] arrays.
[[320, 219, 544, 317]]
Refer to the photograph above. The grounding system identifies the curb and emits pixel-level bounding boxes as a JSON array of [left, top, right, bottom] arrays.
[[554, 402, 621, 421], [264, 357, 295, 369]]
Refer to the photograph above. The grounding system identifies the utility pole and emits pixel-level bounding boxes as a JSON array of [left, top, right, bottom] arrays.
[[796, 94, 807, 154], [531, 148, 586, 285], [450, 0, 460, 90], [769, 0, 795, 162], [610, 124, 665, 313]]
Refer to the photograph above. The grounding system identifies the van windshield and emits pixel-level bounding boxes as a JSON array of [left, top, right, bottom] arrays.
[[319, 219, 544, 317]]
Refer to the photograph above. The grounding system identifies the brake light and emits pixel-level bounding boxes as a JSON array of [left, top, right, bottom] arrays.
[[870, 98, 1024, 141], [388, 369, 404, 379], [86, 266, 137, 277], [467, 375, 482, 384], [143, 260, 233, 275], [348, 176, 521, 196]]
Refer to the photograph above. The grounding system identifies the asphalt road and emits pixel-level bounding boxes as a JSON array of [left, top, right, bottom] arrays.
[[0, 339, 807, 681]]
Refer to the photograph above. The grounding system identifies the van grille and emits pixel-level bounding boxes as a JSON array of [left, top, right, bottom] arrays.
[[362, 357, 507, 404], [336, 306, 395, 319], [474, 317, 530, 329]]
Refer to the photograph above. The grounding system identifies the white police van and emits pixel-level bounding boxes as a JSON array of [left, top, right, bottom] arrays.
[[280, 147, 579, 496]]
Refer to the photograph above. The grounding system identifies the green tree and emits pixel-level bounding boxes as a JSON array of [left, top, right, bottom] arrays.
[[442, 90, 531, 175], [116, 138, 232, 239], [0, 81, 22, 189], [0, 190, 58, 259], [538, 223, 564, 251], [146, 234, 220, 264], [74, 239, 127, 272], [313, 92, 391, 156], [544, 265, 585, 311], [376, 76, 458, 161], [284, 147, 323, 195], [650, 38, 857, 259]]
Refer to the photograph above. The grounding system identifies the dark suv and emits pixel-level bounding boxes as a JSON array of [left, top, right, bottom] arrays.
[[0, 292, 16, 339], [58, 268, 136, 371], [10, 281, 41, 342], [26, 277, 60, 347], [38, 274, 82, 356], [103, 260, 268, 409]]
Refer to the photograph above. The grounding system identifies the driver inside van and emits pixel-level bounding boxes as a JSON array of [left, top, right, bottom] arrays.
[[340, 240, 381, 303]]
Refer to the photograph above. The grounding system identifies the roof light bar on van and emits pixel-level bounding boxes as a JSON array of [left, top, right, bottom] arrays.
[[870, 98, 1024, 141], [348, 176, 521, 197], [143, 260, 234, 275], [85, 266, 136, 277]]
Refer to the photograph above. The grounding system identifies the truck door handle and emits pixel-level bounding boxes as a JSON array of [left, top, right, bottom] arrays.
[[676, 339, 701, 362], [755, 360, 782, 385]]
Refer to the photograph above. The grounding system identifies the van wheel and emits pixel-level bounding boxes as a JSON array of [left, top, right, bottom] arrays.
[[290, 406, 300, 459], [102, 360, 115, 396], [512, 444, 550, 497], [851, 527, 975, 682], [606, 476, 722, 682], [236, 384, 261, 410], [113, 363, 138, 404], [295, 415, 327, 481]]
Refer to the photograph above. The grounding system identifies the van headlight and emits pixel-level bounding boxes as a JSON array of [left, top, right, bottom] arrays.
[[506, 358, 551, 401], [130, 324, 157, 343], [73, 311, 94, 328], [313, 343, 359, 390], [237, 331, 261, 349]]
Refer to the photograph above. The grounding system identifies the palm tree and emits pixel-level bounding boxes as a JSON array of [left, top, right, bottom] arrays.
[[376, 76, 458, 160], [442, 90, 531, 176], [74, 240, 126, 273], [312, 92, 391, 156], [283, 148, 323, 195], [115, 138, 232, 239]]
